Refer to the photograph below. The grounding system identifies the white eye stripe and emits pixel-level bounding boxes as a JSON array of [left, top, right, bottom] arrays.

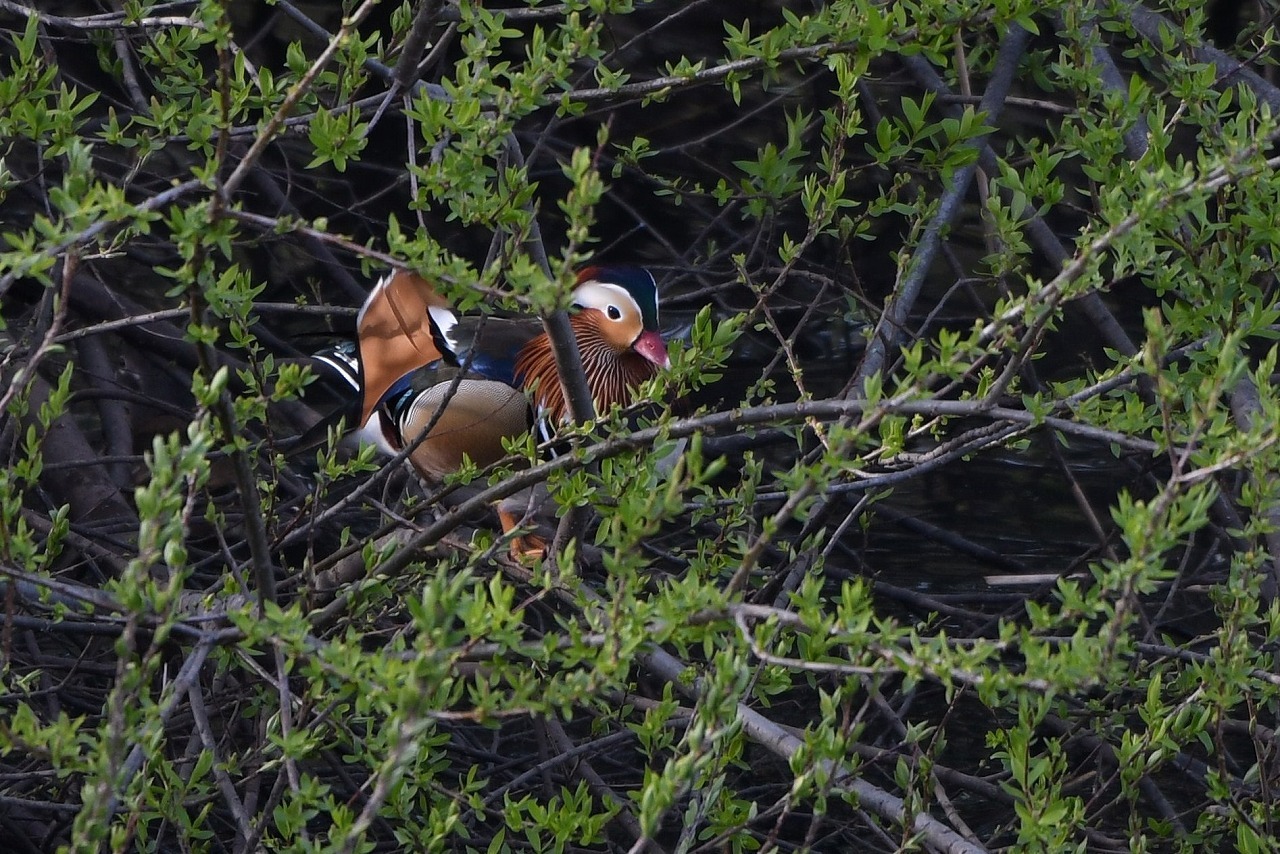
[[573, 281, 640, 317]]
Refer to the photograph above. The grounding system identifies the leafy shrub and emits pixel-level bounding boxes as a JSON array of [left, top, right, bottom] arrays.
[[1, 1, 1279, 851]]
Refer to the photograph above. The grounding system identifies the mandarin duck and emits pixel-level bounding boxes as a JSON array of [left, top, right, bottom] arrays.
[[311, 265, 670, 551]]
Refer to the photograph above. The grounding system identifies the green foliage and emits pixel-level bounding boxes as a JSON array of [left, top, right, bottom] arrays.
[[3, 0, 1280, 851]]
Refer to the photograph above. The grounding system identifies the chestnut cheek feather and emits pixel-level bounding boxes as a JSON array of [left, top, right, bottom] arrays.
[[513, 312, 666, 424]]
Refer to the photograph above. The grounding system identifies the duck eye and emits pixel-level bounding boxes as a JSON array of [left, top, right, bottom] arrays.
[[606, 305, 622, 320]]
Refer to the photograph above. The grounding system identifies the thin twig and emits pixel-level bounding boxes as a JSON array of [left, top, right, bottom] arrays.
[[220, 0, 382, 199]]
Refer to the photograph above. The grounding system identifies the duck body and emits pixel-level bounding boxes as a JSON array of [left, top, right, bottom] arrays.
[[378, 365, 531, 477], [313, 265, 670, 484]]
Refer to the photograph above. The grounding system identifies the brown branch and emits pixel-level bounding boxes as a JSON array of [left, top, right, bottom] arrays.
[[853, 25, 1033, 391], [543, 716, 658, 852], [94, 640, 216, 823], [75, 335, 134, 490], [187, 682, 255, 849], [640, 637, 987, 854], [0, 0, 199, 30]]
